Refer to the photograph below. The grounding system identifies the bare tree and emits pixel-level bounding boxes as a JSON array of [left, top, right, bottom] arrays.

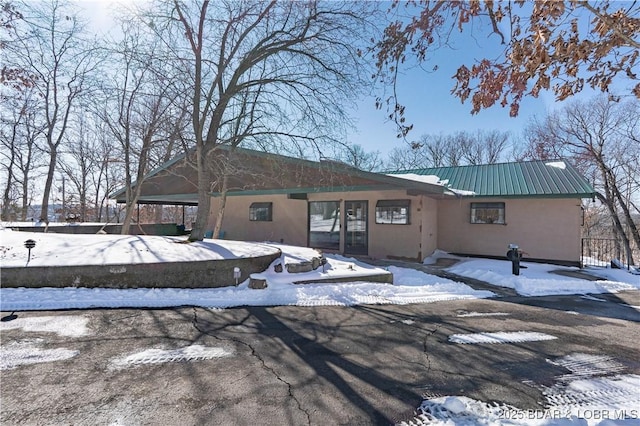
[[4, 0, 99, 223], [1, 1, 37, 91], [385, 130, 509, 170], [456, 130, 510, 165], [0, 88, 46, 220], [386, 141, 430, 171], [336, 144, 383, 172], [92, 128, 124, 223], [145, 0, 373, 241], [98, 21, 184, 234], [58, 108, 101, 222], [523, 96, 640, 265], [426, 134, 458, 168]]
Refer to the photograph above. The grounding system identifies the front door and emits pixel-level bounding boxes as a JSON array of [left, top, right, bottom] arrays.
[[308, 201, 340, 251], [344, 201, 368, 255]]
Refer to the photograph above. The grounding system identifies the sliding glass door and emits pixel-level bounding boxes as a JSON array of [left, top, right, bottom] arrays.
[[308, 201, 340, 250], [344, 200, 368, 255]]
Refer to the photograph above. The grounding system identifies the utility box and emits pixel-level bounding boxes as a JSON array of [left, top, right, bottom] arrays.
[[507, 243, 522, 276]]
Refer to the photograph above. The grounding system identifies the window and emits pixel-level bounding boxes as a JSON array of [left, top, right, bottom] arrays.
[[309, 201, 340, 250], [375, 199, 410, 225], [470, 202, 505, 224], [249, 202, 272, 221]]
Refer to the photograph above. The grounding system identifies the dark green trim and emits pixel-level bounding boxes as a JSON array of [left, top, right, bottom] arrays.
[[115, 193, 198, 205], [454, 193, 594, 199]]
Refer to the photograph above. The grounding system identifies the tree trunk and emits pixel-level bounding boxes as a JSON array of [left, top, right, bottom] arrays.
[[2, 166, 15, 221], [608, 173, 639, 265], [20, 174, 29, 221], [212, 173, 229, 239], [595, 191, 632, 264], [39, 149, 57, 223], [189, 145, 212, 241], [122, 199, 135, 234], [598, 162, 639, 265]]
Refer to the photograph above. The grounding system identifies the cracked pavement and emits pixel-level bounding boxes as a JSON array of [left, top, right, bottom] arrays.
[[1, 293, 639, 425]]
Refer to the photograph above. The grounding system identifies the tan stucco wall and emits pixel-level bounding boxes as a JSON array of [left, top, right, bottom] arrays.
[[207, 190, 437, 260], [420, 196, 439, 260], [437, 197, 583, 263], [306, 190, 433, 260], [208, 194, 308, 246], [207, 192, 583, 263]]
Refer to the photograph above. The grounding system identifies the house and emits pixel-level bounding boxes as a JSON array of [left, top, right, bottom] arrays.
[[111, 147, 595, 266]]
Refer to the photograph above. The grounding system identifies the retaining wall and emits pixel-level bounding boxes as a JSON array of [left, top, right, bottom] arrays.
[[9, 223, 182, 236], [1, 251, 280, 289]]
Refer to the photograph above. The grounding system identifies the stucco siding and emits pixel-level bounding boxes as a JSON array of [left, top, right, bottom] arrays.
[[420, 196, 439, 261], [207, 190, 437, 260], [205, 192, 582, 263], [307, 190, 429, 260], [208, 195, 308, 246], [437, 197, 583, 263]]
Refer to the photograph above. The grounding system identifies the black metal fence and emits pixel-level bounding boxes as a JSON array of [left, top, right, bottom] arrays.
[[581, 238, 632, 269]]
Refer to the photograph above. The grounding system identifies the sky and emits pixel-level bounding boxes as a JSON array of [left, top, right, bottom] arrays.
[[343, 1, 637, 157], [72, 0, 628, 159], [1, 228, 639, 425]]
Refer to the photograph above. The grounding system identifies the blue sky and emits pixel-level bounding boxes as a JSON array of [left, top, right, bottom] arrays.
[[345, 64, 553, 157], [344, 1, 634, 157], [345, 14, 555, 157], [80, 0, 625, 158]]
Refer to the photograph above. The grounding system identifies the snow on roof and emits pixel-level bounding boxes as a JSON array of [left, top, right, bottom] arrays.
[[387, 173, 447, 186], [545, 161, 567, 170], [387, 173, 476, 196]]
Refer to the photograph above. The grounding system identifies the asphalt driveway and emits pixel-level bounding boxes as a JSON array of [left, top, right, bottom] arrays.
[[1, 292, 639, 425]]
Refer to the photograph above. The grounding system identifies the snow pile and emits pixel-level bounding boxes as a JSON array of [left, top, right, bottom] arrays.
[[548, 353, 625, 381], [542, 374, 640, 417], [388, 173, 447, 186], [0, 230, 495, 311], [389, 174, 476, 196], [444, 257, 640, 297], [448, 331, 557, 344], [0, 340, 79, 370], [422, 249, 463, 266], [0, 272, 493, 311], [110, 344, 234, 368], [251, 248, 391, 284], [0, 315, 89, 337], [401, 391, 640, 426], [1, 231, 638, 311], [402, 352, 640, 426]]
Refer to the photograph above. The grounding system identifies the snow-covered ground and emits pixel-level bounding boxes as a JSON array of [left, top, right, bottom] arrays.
[[2, 228, 639, 425], [430, 250, 639, 297], [0, 228, 494, 310], [2, 229, 637, 312]]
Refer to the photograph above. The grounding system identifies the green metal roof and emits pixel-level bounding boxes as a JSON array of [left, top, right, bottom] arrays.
[[388, 160, 596, 198]]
